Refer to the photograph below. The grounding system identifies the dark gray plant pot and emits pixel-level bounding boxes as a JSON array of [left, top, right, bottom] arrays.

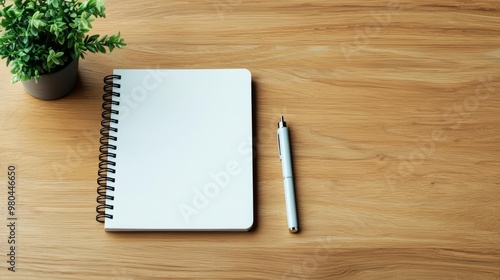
[[22, 59, 79, 100]]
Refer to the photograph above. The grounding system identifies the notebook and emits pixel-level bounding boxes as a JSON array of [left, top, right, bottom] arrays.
[[95, 69, 254, 231]]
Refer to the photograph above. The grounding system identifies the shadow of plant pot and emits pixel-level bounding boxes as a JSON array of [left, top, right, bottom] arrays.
[[22, 59, 79, 100]]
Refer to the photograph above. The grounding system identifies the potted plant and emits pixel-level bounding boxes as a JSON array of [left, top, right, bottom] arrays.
[[0, 0, 126, 100]]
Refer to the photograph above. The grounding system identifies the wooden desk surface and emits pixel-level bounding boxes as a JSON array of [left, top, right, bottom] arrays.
[[1, 1, 499, 279]]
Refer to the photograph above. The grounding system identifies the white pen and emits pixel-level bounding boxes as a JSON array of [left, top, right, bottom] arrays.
[[277, 116, 299, 233]]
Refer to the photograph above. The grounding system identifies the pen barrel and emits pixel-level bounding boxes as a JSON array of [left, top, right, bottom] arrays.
[[283, 177, 298, 230], [278, 127, 298, 232]]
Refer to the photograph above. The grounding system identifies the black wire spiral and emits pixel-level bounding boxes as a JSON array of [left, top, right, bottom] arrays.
[[96, 75, 121, 222]]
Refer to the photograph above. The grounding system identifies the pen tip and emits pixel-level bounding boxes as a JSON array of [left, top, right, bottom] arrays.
[[278, 116, 287, 128]]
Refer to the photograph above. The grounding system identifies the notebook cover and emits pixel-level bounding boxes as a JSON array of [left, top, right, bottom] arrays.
[[101, 69, 253, 231]]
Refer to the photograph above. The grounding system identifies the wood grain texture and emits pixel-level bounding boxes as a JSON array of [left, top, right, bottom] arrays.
[[1, 0, 500, 279]]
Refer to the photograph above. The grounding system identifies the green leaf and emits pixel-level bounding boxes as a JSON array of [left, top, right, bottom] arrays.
[[48, 0, 59, 9], [53, 57, 63, 65], [29, 11, 47, 35], [99, 34, 107, 43], [87, 44, 96, 52], [96, 43, 105, 53], [46, 49, 64, 67], [20, 52, 29, 62], [54, 51, 64, 58], [0, 18, 9, 28], [87, 34, 99, 43]]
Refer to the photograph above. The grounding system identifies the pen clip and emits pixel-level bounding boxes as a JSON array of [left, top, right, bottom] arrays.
[[277, 132, 282, 160]]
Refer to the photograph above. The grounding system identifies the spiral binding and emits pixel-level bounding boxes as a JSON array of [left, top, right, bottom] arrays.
[[96, 75, 121, 222]]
